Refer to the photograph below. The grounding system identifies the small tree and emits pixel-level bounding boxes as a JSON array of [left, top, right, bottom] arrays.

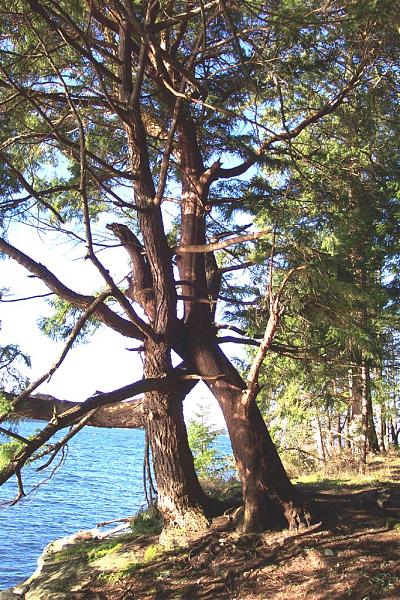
[[187, 402, 229, 480]]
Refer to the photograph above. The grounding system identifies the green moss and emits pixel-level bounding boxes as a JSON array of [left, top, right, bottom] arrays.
[[55, 541, 94, 562], [101, 561, 145, 583], [143, 544, 163, 562], [87, 540, 122, 563], [56, 538, 123, 563]]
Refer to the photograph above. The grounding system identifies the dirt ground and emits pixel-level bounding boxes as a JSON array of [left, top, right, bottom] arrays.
[[80, 460, 400, 600], [20, 457, 399, 600]]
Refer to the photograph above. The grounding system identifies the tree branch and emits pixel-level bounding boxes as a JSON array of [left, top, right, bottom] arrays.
[[214, 66, 366, 181], [174, 228, 271, 254], [0, 237, 145, 340], [4, 392, 147, 429]]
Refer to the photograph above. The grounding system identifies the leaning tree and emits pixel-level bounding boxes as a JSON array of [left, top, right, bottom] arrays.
[[0, 0, 397, 531]]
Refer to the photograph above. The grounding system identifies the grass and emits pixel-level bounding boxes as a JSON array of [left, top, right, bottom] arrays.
[[294, 452, 400, 490], [129, 506, 163, 536]]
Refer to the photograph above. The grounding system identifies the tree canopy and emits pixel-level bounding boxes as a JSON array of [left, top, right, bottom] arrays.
[[0, 0, 399, 533]]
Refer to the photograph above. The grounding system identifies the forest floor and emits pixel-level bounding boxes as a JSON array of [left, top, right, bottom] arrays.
[[13, 454, 400, 600]]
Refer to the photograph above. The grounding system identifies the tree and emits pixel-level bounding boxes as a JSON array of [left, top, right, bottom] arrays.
[[236, 18, 400, 471], [0, 0, 397, 532]]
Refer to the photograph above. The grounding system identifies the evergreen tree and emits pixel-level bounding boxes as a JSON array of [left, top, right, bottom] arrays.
[[0, 0, 398, 531]]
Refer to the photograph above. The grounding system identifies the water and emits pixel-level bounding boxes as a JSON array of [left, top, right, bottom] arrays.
[[0, 422, 146, 590], [0, 422, 233, 590]]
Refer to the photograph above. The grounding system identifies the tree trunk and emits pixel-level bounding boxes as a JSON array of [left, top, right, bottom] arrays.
[[348, 360, 368, 472], [182, 326, 312, 532], [143, 339, 217, 531], [314, 414, 326, 462], [390, 420, 399, 446], [175, 115, 311, 532], [366, 380, 379, 453], [375, 402, 386, 452]]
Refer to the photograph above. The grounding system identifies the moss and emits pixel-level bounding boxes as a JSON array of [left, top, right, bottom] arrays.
[[87, 540, 122, 563], [56, 538, 123, 563], [101, 560, 145, 583], [143, 544, 163, 562], [55, 542, 93, 562]]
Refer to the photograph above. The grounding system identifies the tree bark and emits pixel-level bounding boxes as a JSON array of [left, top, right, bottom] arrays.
[[143, 339, 217, 531], [348, 357, 370, 473], [180, 325, 312, 532]]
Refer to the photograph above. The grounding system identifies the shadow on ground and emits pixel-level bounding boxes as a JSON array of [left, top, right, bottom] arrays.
[[82, 484, 400, 600]]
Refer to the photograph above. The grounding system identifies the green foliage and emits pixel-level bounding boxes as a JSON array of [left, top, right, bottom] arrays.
[[0, 333, 30, 393], [38, 297, 100, 343], [0, 392, 14, 418], [187, 403, 233, 480], [129, 506, 162, 537], [0, 439, 24, 470]]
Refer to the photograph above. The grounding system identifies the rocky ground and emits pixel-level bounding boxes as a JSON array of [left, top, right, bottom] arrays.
[[2, 456, 400, 600]]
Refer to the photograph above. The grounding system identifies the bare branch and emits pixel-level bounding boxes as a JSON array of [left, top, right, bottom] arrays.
[[219, 261, 256, 274], [0, 236, 145, 340], [0, 293, 54, 303], [217, 335, 260, 347], [0, 427, 30, 445], [0, 150, 65, 223], [174, 228, 271, 254], [241, 264, 308, 407], [35, 410, 98, 471], [5, 392, 147, 429]]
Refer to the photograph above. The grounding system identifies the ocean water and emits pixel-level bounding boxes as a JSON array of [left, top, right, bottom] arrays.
[[0, 422, 147, 590], [0, 421, 233, 590]]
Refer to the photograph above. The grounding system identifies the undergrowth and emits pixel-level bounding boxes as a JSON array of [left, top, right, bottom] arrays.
[[129, 505, 163, 536]]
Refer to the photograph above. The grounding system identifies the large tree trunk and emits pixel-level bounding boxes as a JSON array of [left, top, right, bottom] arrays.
[[182, 326, 313, 532], [348, 359, 368, 473], [143, 339, 217, 531], [175, 114, 311, 532]]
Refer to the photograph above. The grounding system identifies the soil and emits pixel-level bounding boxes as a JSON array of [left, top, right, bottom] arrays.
[[12, 458, 400, 600]]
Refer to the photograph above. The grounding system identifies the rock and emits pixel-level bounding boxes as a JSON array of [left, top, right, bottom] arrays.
[[324, 548, 335, 556], [0, 590, 22, 599]]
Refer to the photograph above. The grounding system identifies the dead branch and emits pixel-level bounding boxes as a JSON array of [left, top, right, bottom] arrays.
[[35, 409, 98, 471], [6, 392, 147, 429], [107, 223, 155, 320], [174, 228, 272, 254]]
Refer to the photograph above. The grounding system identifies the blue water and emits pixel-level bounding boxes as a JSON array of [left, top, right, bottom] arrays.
[[0, 422, 147, 590], [0, 422, 233, 590]]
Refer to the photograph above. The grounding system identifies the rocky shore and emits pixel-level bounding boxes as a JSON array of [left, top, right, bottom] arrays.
[[0, 523, 135, 600]]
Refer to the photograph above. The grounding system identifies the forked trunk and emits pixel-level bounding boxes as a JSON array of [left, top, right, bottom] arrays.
[[183, 328, 313, 532]]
